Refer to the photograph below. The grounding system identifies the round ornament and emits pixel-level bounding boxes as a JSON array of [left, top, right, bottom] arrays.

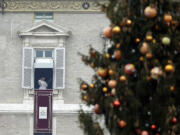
[[90, 62, 94, 68], [172, 117, 177, 124], [164, 14, 172, 23], [108, 80, 117, 88], [118, 120, 127, 128], [113, 100, 120, 107], [146, 35, 153, 42], [139, 56, 144, 62], [109, 69, 114, 76], [165, 64, 174, 73], [112, 26, 121, 34], [111, 88, 116, 96], [141, 130, 149, 135], [140, 42, 149, 55], [144, 6, 157, 19], [151, 124, 156, 130], [124, 64, 135, 75], [102, 87, 108, 93], [126, 19, 132, 26], [114, 50, 122, 60], [105, 53, 110, 59], [162, 37, 171, 45], [83, 95, 88, 101], [151, 67, 163, 79], [170, 86, 175, 91], [81, 84, 88, 91], [104, 27, 112, 38], [116, 43, 121, 48], [135, 38, 141, 43], [94, 104, 101, 114], [120, 75, 127, 83], [90, 83, 95, 88], [97, 68, 108, 78], [146, 53, 153, 59]]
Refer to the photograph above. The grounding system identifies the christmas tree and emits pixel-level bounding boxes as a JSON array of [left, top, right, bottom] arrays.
[[78, 0, 180, 135]]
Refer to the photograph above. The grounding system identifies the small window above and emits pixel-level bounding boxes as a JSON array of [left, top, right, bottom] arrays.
[[34, 12, 53, 22], [35, 49, 53, 58]]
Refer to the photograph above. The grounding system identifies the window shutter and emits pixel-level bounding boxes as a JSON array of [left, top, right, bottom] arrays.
[[22, 47, 33, 89], [54, 48, 65, 89]]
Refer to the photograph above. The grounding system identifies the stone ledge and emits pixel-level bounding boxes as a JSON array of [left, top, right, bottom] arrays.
[[0, 103, 93, 114]]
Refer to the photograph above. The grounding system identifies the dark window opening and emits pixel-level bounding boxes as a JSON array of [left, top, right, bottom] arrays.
[[34, 68, 53, 89]]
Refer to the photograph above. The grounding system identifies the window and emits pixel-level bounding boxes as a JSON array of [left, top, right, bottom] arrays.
[[35, 49, 53, 58], [34, 12, 53, 21]]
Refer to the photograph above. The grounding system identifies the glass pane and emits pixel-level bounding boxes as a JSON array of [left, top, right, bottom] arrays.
[[45, 50, 52, 57], [35, 12, 53, 20], [36, 50, 43, 57]]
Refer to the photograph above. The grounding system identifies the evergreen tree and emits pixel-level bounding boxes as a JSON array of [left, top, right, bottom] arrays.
[[79, 0, 180, 135]]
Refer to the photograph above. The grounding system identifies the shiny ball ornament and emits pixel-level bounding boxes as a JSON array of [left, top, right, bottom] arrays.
[[172, 117, 177, 124], [141, 130, 149, 135], [165, 64, 174, 73], [151, 67, 163, 79], [140, 42, 149, 55], [162, 37, 171, 46], [116, 43, 121, 48], [146, 53, 153, 59], [94, 104, 101, 114], [114, 50, 122, 60], [102, 87, 108, 93], [170, 86, 175, 91], [105, 53, 110, 59], [120, 75, 127, 83], [108, 80, 117, 88], [144, 6, 157, 19], [90, 83, 95, 88], [90, 62, 94, 68], [139, 56, 144, 62], [126, 19, 132, 26], [103, 26, 112, 38], [151, 124, 156, 130], [118, 120, 127, 128], [83, 95, 88, 101], [113, 100, 120, 107], [81, 84, 88, 91], [146, 35, 153, 42], [135, 38, 141, 43], [111, 88, 116, 96], [164, 14, 172, 23], [97, 68, 108, 78], [112, 26, 121, 34], [124, 64, 135, 75], [108, 69, 114, 76]]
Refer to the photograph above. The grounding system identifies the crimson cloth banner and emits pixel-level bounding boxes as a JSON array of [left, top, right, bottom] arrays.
[[34, 90, 53, 135]]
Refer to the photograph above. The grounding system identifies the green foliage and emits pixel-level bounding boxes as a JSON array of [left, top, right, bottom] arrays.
[[79, 0, 180, 134]]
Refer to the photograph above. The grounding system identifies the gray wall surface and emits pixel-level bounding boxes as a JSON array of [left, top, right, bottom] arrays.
[[0, 13, 109, 104]]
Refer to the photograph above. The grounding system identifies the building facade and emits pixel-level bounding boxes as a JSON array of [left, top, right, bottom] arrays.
[[0, 0, 109, 135]]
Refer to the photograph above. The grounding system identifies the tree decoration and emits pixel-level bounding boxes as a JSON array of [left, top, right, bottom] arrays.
[[151, 124, 157, 130], [102, 87, 108, 93], [170, 85, 175, 91], [144, 6, 157, 19], [108, 80, 117, 88], [140, 42, 149, 55], [97, 68, 108, 78], [146, 52, 153, 59], [81, 84, 88, 91], [165, 64, 174, 73], [114, 50, 122, 60], [111, 88, 116, 96], [104, 26, 112, 38], [105, 53, 110, 59], [162, 37, 171, 45], [126, 19, 132, 26], [112, 26, 121, 34], [94, 104, 101, 114], [135, 38, 141, 43], [113, 100, 121, 107], [141, 130, 149, 135], [164, 14, 173, 23], [124, 64, 135, 75], [118, 120, 127, 128], [172, 117, 177, 124], [109, 69, 114, 76], [90, 83, 95, 88], [116, 43, 121, 48], [151, 67, 163, 79], [120, 75, 127, 83]]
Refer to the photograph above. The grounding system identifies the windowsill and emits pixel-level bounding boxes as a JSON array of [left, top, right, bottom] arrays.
[[28, 89, 62, 95]]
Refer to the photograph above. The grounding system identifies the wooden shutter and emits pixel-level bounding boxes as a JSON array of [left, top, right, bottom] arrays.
[[22, 47, 33, 89], [54, 48, 65, 89]]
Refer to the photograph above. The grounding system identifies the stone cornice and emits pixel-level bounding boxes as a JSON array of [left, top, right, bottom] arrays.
[[1, 0, 108, 13]]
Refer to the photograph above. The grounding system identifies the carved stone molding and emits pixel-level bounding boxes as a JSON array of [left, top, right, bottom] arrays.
[[1, 0, 108, 12]]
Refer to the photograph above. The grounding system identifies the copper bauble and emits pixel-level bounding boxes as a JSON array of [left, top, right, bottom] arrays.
[[104, 27, 112, 38], [120, 75, 126, 83], [135, 38, 140, 43], [164, 14, 172, 23], [108, 80, 117, 88], [146, 53, 153, 59], [165, 64, 174, 73], [144, 6, 157, 19], [81, 84, 88, 91], [124, 64, 135, 75], [126, 19, 132, 26], [114, 50, 122, 60], [108, 69, 114, 76], [112, 26, 121, 34], [141, 130, 149, 135], [118, 120, 127, 128], [113, 100, 120, 107], [97, 68, 108, 78]]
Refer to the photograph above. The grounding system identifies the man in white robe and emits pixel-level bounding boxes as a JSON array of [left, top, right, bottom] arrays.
[[38, 77, 48, 90]]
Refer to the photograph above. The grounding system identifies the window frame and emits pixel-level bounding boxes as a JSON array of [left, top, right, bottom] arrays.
[[34, 12, 54, 21]]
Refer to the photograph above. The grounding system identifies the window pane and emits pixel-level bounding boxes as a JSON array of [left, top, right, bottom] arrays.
[[35, 12, 53, 21], [36, 50, 43, 57], [45, 50, 52, 57]]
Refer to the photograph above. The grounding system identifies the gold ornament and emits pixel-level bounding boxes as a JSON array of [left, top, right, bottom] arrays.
[[109, 69, 114, 76], [135, 38, 140, 43], [120, 75, 127, 83], [151, 67, 163, 79], [108, 80, 117, 88], [116, 43, 121, 48], [114, 50, 122, 60], [81, 84, 88, 91], [105, 53, 110, 59], [126, 19, 132, 26], [170, 86, 175, 91], [165, 64, 174, 73], [90, 62, 94, 68], [112, 26, 121, 34], [90, 83, 95, 88], [139, 56, 144, 62], [83, 95, 88, 101], [102, 87, 108, 93], [111, 88, 116, 96], [146, 53, 153, 59], [97, 68, 108, 78], [146, 35, 153, 42]]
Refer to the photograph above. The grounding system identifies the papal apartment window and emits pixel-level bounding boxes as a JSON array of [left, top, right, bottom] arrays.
[[22, 48, 65, 90], [34, 12, 54, 22]]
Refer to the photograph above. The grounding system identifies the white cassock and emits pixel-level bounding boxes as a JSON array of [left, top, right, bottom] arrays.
[[38, 80, 48, 90]]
